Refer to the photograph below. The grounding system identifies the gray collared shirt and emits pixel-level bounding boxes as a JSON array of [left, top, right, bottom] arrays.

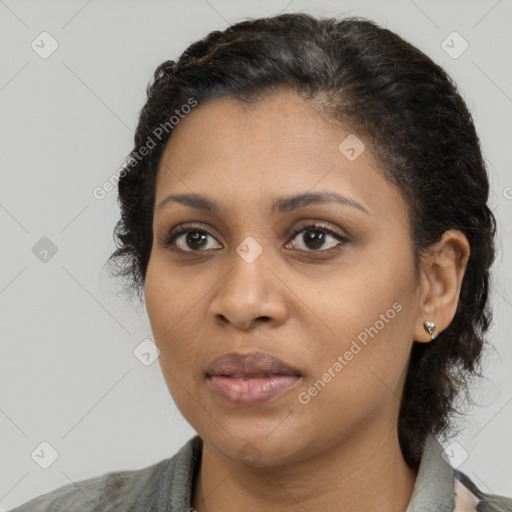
[[8, 434, 512, 511]]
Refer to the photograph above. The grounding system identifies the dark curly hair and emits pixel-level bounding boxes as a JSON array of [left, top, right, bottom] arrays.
[[107, 12, 497, 469]]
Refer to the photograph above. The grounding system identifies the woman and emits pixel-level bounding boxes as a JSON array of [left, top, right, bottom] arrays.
[[11, 12, 512, 512]]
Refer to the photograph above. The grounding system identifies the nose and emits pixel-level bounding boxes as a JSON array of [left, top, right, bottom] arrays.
[[209, 247, 289, 331]]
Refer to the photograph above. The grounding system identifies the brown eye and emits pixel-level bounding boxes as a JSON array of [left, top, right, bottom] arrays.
[[164, 226, 222, 252], [286, 223, 348, 252]]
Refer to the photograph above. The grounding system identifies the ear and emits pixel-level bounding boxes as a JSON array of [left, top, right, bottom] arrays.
[[414, 230, 470, 343]]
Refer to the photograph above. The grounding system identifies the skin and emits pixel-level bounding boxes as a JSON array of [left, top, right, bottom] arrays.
[[144, 89, 470, 512]]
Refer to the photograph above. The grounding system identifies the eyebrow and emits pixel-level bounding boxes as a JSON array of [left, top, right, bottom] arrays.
[[158, 191, 370, 215]]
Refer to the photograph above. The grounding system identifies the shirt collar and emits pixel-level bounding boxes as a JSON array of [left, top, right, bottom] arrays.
[[157, 434, 203, 511], [406, 433, 455, 512]]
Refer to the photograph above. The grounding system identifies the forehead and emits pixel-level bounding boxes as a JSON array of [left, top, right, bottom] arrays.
[[154, 90, 408, 223], [160, 92, 333, 170]]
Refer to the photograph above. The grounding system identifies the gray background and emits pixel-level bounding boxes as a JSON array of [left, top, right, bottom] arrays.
[[1, 0, 511, 509]]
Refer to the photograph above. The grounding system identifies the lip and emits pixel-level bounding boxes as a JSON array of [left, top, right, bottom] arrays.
[[206, 351, 302, 377], [205, 351, 302, 406]]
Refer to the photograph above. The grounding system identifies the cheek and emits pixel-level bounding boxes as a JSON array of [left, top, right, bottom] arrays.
[[144, 257, 203, 366], [144, 268, 206, 422], [301, 259, 416, 406], [296, 312, 413, 443], [145, 251, 197, 331]]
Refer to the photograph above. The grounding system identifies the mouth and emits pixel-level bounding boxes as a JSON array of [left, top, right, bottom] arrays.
[[205, 351, 303, 406]]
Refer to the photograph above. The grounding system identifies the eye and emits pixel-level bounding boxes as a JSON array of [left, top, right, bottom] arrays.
[[163, 224, 222, 252], [162, 221, 348, 254], [285, 222, 348, 252]]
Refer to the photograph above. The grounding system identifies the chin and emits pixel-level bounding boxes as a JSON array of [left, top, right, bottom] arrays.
[[199, 418, 311, 467]]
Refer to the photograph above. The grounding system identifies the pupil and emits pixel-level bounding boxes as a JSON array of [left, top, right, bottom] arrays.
[[305, 230, 324, 250], [187, 231, 207, 249]]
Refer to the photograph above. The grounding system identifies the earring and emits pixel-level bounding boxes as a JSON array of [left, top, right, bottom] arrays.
[[423, 320, 438, 340]]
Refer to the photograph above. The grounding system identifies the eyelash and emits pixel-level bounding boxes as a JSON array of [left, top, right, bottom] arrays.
[[162, 221, 349, 254]]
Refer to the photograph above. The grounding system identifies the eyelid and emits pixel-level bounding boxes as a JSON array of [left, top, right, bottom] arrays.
[[288, 220, 347, 241]]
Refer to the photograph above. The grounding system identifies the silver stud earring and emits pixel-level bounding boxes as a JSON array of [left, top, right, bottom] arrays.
[[423, 320, 437, 340]]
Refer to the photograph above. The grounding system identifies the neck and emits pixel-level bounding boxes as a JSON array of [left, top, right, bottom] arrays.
[[191, 427, 417, 512]]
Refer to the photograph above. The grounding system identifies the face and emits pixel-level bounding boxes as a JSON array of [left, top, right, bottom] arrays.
[[144, 90, 423, 467]]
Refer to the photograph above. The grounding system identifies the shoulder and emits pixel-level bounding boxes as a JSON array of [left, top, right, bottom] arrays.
[[407, 434, 511, 511], [8, 456, 175, 512], [454, 469, 512, 512], [8, 435, 202, 512]]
